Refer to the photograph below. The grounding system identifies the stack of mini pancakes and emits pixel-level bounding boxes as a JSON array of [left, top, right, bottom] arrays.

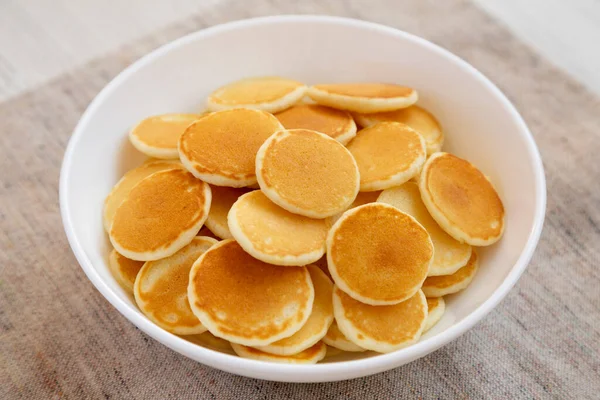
[[104, 77, 505, 364]]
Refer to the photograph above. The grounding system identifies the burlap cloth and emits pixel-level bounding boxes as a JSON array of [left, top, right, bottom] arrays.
[[1, 0, 599, 398]]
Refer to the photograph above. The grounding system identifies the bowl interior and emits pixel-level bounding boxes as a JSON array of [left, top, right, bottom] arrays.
[[61, 16, 543, 381]]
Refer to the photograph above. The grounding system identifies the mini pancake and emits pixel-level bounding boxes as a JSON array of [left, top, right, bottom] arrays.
[[353, 106, 443, 155], [256, 129, 360, 218], [134, 236, 218, 334], [103, 160, 181, 232], [231, 341, 326, 364], [422, 250, 479, 297], [108, 249, 144, 292], [228, 191, 329, 266], [178, 109, 284, 187], [255, 265, 334, 356], [109, 168, 211, 261], [275, 104, 357, 145], [206, 76, 307, 113], [205, 185, 250, 239], [333, 287, 427, 353], [183, 331, 234, 354], [378, 182, 472, 276], [129, 114, 201, 159], [323, 320, 365, 352], [346, 122, 426, 191], [188, 240, 314, 346], [423, 297, 445, 333], [327, 203, 433, 305], [419, 152, 505, 246], [307, 83, 418, 113], [196, 225, 218, 239]]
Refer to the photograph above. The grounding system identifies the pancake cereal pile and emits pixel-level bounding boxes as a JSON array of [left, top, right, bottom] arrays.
[[104, 76, 505, 363]]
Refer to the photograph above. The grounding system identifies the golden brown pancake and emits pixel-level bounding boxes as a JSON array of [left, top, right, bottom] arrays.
[[353, 106, 443, 154], [205, 185, 250, 239], [255, 265, 334, 355], [183, 331, 234, 354], [206, 76, 307, 113], [422, 250, 479, 297], [103, 161, 181, 232], [378, 182, 472, 276], [230, 341, 326, 364], [333, 287, 427, 353], [178, 109, 283, 187], [134, 236, 217, 334], [419, 152, 505, 246], [275, 104, 356, 144], [346, 122, 426, 191], [327, 203, 433, 305], [129, 114, 201, 159], [108, 249, 144, 292], [323, 320, 365, 352], [228, 191, 329, 266], [307, 83, 418, 113], [109, 168, 211, 261], [188, 240, 314, 346], [423, 297, 445, 333], [256, 129, 360, 218]]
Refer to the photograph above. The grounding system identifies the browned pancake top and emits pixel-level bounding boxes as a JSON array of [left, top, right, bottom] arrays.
[[110, 169, 209, 253], [209, 77, 305, 105], [347, 122, 424, 186], [259, 129, 358, 215], [330, 203, 432, 302], [131, 114, 200, 149], [275, 104, 354, 139], [423, 153, 504, 240], [103, 161, 181, 230], [179, 109, 282, 181], [190, 240, 313, 341]]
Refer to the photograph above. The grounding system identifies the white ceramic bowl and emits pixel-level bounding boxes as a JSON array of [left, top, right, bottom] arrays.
[[60, 15, 545, 382]]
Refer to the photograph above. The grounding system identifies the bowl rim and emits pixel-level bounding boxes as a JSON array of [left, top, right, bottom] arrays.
[[59, 14, 546, 382]]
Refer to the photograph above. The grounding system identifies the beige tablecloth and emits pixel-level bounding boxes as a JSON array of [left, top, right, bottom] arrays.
[[1, 0, 599, 398]]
